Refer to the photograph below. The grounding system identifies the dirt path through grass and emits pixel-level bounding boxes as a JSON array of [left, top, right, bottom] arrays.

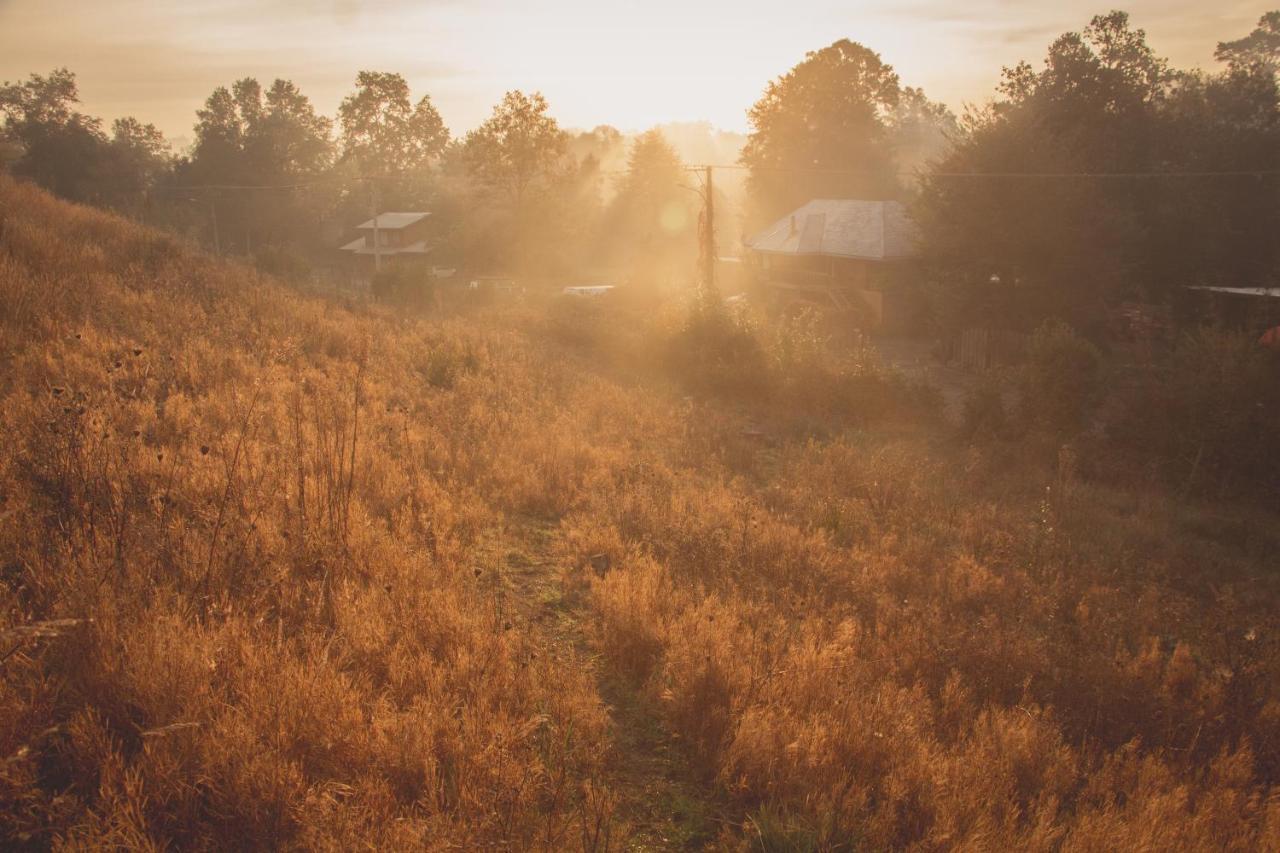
[[477, 519, 721, 850]]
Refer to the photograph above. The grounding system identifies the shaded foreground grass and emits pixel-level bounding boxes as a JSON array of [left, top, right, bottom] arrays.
[[2, 178, 1279, 849]]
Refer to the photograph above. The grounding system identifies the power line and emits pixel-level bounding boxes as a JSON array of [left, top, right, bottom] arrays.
[[686, 163, 1280, 179], [147, 167, 635, 194], [135, 161, 1280, 195], [149, 174, 374, 192]]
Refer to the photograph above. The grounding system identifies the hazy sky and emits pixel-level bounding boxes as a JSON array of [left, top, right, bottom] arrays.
[[0, 0, 1270, 147]]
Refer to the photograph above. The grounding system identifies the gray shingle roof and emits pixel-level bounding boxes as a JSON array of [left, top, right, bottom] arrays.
[[746, 199, 919, 261]]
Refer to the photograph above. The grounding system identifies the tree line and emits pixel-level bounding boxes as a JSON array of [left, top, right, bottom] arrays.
[[0, 69, 704, 283], [3, 10, 1279, 323]]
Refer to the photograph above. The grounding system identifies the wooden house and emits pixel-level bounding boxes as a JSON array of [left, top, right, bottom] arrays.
[[338, 212, 433, 284], [744, 199, 921, 332]]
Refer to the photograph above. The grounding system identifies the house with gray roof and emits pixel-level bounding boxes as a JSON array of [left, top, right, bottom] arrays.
[[339, 211, 434, 283], [744, 199, 922, 331]]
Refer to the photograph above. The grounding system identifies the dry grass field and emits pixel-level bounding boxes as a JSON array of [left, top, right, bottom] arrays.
[[2, 177, 1279, 850]]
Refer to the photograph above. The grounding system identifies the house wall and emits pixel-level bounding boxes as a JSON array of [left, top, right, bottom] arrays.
[[358, 218, 432, 251], [751, 252, 924, 332], [759, 253, 871, 288]]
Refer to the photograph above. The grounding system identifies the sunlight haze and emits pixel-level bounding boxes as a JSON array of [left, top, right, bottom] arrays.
[[4, 0, 1280, 846], [0, 0, 1268, 144]]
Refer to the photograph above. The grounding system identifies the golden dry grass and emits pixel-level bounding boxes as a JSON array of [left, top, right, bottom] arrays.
[[2, 177, 1279, 850]]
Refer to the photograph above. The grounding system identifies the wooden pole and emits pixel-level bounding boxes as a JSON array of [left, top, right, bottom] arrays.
[[209, 196, 220, 255], [703, 166, 715, 289], [370, 181, 382, 274]]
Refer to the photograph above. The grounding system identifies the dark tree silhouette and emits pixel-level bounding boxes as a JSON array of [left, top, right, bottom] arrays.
[[741, 40, 903, 220]]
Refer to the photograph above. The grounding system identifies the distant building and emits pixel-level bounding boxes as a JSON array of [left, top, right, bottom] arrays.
[[744, 199, 921, 331], [1183, 286, 1280, 337], [338, 212, 433, 282]]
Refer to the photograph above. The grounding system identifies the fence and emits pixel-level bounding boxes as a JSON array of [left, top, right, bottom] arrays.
[[956, 328, 1028, 371]]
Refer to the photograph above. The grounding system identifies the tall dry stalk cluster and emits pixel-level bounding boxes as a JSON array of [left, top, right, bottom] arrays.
[[0, 179, 616, 848], [575, 436, 1280, 847], [1, 177, 1278, 848]]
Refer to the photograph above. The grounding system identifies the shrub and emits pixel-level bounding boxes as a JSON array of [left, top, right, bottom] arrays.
[[960, 375, 1010, 441], [545, 292, 609, 349], [253, 245, 311, 282], [665, 285, 771, 399], [1017, 321, 1102, 435], [1108, 326, 1280, 497], [371, 264, 433, 307]]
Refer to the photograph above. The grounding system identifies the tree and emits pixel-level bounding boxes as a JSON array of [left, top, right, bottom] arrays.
[[190, 84, 248, 183], [604, 129, 695, 281], [916, 12, 1280, 331], [191, 78, 333, 181], [103, 117, 171, 212], [1, 69, 174, 213], [463, 91, 568, 207], [454, 91, 581, 274], [249, 80, 334, 177], [183, 77, 336, 253], [0, 68, 108, 202], [1151, 61, 1280, 291], [569, 125, 626, 176], [338, 71, 448, 175], [741, 39, 903, 220], [1216, 11, 1280, 71], [887, 86, 957, 176]]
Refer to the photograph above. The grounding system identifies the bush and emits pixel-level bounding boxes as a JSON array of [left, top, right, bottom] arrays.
[[371, 265, 433, 307], [665, 285, 770, 399], [253, 245, 311, 282], [1017, 321, 1102, 435], [1108, 326, 1280, 497], [545, 292, 609, 349], [960, 376, 1010, 441]]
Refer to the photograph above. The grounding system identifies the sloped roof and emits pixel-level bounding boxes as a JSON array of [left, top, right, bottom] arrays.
[[354, 212, 430, 230], [1187, 285, 1280, 299], [339, 237, 432, 255], [746, 200, 919, 261]]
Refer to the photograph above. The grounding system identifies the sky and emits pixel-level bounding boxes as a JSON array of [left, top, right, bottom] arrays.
[[0, 0, 1271, 148]]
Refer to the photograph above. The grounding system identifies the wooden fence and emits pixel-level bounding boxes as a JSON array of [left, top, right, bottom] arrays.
[[956, 328, 1028, 371]]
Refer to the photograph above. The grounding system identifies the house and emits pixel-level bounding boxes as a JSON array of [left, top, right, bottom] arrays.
[[338, 212, 433, 283], [1183, 286, 1280, 337], [744, 199, 921, 331]]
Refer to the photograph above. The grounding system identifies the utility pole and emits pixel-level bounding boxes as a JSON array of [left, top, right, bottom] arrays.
[[370, 180, 382, 274], [702, 165, 715, 290], [209, 195, 221, 255]]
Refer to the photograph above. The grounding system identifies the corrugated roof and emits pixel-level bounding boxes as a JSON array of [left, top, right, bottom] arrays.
[[746, 199, 919, 260], [354, 212, 430, 230], [1187, 286, 1280, 299]]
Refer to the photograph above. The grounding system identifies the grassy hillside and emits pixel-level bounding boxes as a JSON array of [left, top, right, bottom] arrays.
[[1, 178, 1278, 849]]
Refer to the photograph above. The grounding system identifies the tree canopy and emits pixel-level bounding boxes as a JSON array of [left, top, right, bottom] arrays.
[[1, 68, 169, 209], [742, 40, 900, 217], [915, 12, 1280, 330], [602, 129, 695, 282], [338, 71, 448, 175], [1216, 11, 1280, 70], [463, 91, 568, 207], [741, 39, 953, 222], [0, 69, 108, 202]]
